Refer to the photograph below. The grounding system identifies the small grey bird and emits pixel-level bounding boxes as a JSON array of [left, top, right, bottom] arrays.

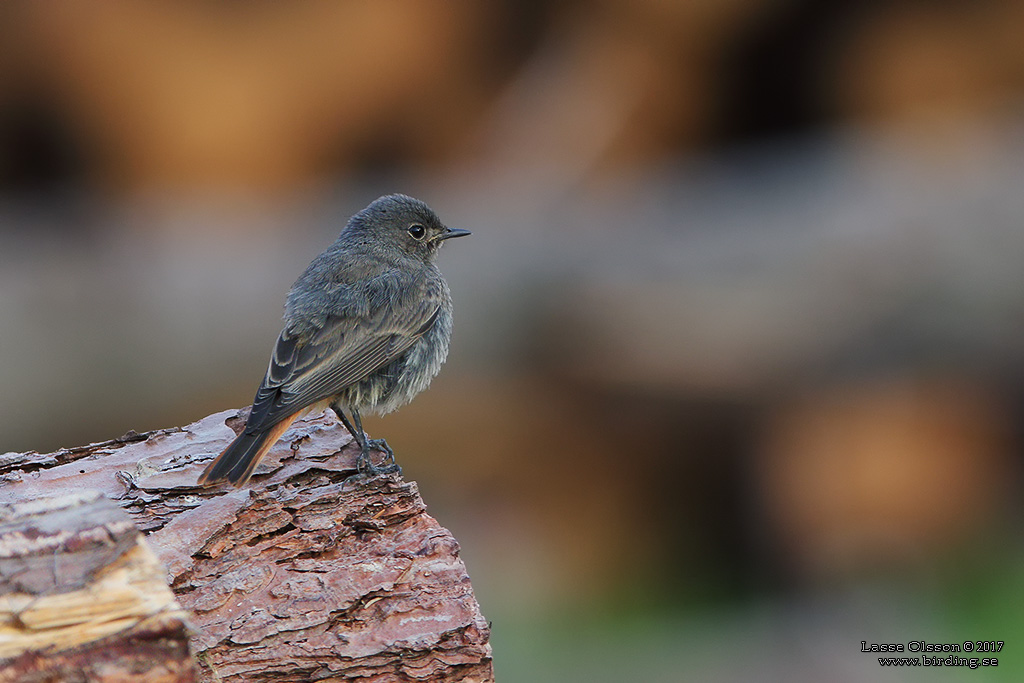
[[199, 194, 469, 486]]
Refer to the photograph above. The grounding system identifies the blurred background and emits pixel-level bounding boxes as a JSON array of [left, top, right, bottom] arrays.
[[2, 1, 1024, 680]]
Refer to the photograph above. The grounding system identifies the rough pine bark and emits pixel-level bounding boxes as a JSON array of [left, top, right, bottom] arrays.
[[0, 408, 493, 682]]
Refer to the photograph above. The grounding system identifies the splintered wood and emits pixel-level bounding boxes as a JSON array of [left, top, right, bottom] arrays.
[[0, 491, 197, 682], [0, 409, 493, 682]]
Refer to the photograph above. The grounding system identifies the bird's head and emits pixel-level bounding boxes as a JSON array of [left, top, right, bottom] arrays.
[[344, 194, 470, 261]]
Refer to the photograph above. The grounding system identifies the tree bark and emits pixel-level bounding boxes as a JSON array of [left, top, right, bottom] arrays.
[[0, 490, 198, 682], [0, 408, 493, 682]]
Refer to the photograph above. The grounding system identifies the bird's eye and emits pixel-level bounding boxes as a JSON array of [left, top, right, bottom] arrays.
[[408, 223, 426, 240]]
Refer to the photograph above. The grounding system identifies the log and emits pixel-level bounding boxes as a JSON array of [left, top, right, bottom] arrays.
[[0, 490, 198, 682], [0, 409, 493, 682]]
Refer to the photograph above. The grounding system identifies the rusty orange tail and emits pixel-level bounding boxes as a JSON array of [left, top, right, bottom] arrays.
[[198, 413, 299, 487]]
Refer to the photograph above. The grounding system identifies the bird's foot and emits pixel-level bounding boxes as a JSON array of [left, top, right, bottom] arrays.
[[367, 438, 397, 467], [355, 439, 401, 477]]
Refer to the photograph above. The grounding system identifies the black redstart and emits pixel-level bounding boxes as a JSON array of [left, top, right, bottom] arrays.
[[198, 194, 469, 486]]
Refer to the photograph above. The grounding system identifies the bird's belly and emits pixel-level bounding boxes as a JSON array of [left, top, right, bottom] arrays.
[[336, 321, 450, 415]]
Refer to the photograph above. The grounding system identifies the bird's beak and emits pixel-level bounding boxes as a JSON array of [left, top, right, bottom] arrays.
[[434, 227, 471, 242]]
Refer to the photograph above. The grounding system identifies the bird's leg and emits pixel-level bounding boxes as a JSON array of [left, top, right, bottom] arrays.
[[351, 408, 401, 475], [331, 406, 368, 471], [333, 406, 400, 476]]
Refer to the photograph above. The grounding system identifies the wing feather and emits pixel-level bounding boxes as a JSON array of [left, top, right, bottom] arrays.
[[243, 285, 441, 433]]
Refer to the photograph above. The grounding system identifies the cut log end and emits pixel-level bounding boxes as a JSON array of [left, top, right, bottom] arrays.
[[0, 491, 198, 682]]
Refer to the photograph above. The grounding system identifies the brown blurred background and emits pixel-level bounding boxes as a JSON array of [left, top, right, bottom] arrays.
[[3, 1, 1024, 680]]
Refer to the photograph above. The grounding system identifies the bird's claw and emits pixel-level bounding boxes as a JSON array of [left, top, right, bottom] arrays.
[[355, 438, 401, 476]]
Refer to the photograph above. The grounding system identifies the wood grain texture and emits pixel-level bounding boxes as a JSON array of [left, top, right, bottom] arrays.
[[0, 408, 493, 682], [0, 491, 198, 682]]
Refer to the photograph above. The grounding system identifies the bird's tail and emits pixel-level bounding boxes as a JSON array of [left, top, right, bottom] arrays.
[[198, 413, 299, 487]]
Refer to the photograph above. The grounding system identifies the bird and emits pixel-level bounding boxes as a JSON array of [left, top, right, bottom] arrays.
[[198, 194, 469, 486]]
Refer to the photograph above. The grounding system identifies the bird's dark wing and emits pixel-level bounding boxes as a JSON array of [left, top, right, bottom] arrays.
[[243, 290, 441, 433]]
